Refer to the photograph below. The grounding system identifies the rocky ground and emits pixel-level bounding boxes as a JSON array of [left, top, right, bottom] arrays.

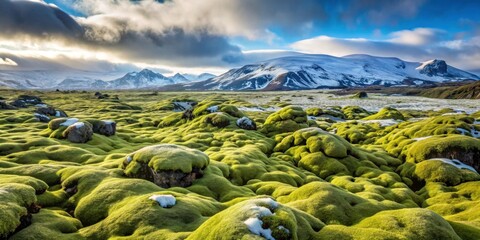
[[0, 89, 479, 239]]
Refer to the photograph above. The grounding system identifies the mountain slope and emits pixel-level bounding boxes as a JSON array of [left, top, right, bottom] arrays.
[[420, 81, 480, 99], [189, 54, 479, 90], [108, 69, 174, 89]]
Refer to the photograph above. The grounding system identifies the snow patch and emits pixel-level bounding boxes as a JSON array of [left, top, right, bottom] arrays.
[[71, 122, 85, 129], [55, 111, 61, 117], [149, 194, 176, 208], [244, 217, 275, 240], [256, 198, 279, 208], [413, 136, 432, 141], [359, 119, 400, 127], [207, 105, 219, 113], [125, 155, 132, 163], [426, 158, 478, 173], [237, 117, 253, 127], [60, 118, 79, 126], [172, 102, 195, 112], [103, 120, 115, 124], [442, 112, 465, 116], [238, 106, 279, 112], [457, 127, 480, 138], [35, 104, 48, 108]]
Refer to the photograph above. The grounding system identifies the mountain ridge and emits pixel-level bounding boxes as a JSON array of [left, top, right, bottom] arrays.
[[182, 54, 479, 91]]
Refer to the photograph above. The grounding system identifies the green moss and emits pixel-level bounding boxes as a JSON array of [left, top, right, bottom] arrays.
[[188, 198, 324, 240], [342, 106, 371, 120], [364, 107, 405, 120], [0, 183, 37, 238], [123, 144, 209, 174]]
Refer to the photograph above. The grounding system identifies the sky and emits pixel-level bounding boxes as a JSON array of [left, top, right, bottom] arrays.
[[1, 0, 480, 75]]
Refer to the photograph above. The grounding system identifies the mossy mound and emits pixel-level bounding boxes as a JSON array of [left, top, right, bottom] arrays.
[[318, 208, 461, 239], [406, 135, 480, 164], [351, 91, 368, 98], [0, 183, 39, 239], [188, 197, 324, 240], [122, 144, 209, 188], [364, 107, 405, 120], [262, 106, 309, 135], [272, 128, 403, 180], [2, 90, 480, 239], [332, 121, 382, 144], [341, 106, 371, 120]]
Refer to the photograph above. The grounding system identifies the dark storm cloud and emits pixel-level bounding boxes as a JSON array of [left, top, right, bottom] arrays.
[[0, 0, 83, 37]]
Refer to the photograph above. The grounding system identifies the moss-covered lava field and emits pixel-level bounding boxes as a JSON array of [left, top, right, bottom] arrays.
[[1, 89, 480, 240]]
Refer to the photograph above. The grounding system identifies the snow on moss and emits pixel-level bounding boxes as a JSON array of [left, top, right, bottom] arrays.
[[242, 198, 280, 240], [149, 194, 176, 208], [207, 105, 219, 113], [244, 217, 275, 240], [71, 122, 85, 129], [427, 158, 478, 173]]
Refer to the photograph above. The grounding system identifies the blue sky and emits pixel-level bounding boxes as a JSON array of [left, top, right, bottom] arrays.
[[1, 0, 480, 74]]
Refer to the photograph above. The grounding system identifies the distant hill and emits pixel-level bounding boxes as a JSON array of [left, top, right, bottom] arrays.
[[420, 81, 480, 99]]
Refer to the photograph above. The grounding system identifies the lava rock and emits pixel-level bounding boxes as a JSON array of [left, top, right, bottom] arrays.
[[35, 107, 56, 116], [236, 116, 257, 130], [0, 100, 16, 110], [89, 120, 116, 136], [62, 121, 93, 143], [34, 113, 51, 123], [18, 95, 42, 105]]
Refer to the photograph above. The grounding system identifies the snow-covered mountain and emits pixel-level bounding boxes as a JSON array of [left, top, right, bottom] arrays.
[[170, 73, 190, 83], [54, 70, 217, 90], [107, 69, 174, 89], [187, 54, 479, 90], [182, 73, 216, 82]]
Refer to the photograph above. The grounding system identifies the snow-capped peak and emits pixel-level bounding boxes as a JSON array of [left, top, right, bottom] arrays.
[[193, 54, 479, 91]]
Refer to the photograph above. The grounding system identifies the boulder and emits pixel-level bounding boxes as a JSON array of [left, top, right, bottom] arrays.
[[35, 107, 56, 116], [9, 99, 27, 108], [89, 120, 116, 136], [236, 117, 257, 130], [62, 121, 93, 143], [34, 113, 51, 123], [18, 95, 42, 105], [122, 144, 209, 188], [0, 100, 16, 110]]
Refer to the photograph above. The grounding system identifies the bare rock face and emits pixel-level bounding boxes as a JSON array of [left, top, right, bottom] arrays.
[[122, 144, 209, 188], [62, 122, 93, 143], [419, 59, 448, 77]]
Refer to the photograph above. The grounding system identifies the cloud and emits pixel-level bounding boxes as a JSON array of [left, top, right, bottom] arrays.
[[0, 0, 329, 70], [290, 28, 480, 71], [0, 0, 83, 38]]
